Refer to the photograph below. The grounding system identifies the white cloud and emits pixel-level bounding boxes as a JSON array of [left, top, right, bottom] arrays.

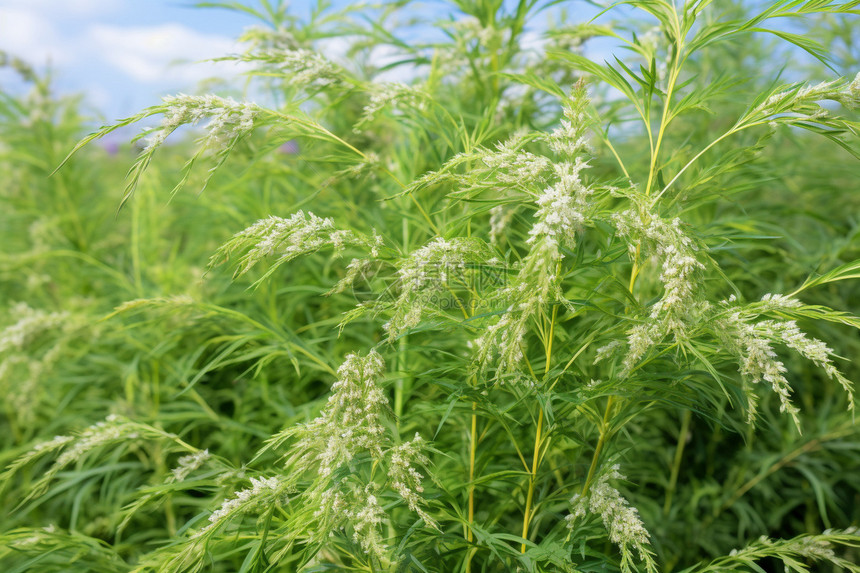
[[85, 84, 112, 110], [0, 8, 69, 65], [0, 5, 257, 117], [1, 0, 116, 16], [87, 23, 241, 84]]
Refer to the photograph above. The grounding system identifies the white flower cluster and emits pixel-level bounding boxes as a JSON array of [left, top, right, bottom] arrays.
[[727, 529, 860, 566], [291, 351, 434, 558], [768, 321, 854, 407], [0, 303, 70, 354], [424, 135, 549, 199], [1, 349, 56, 427], [481, 137, 551, 185], [475, 304, 527, 374], [0, 303, 91, 428], [316, 482, 387, 559], [145, 94, 260, 152], [355, 83, 426, 131], [788, 535, 838, 561], [451, 16, 508, 48], [546, 82, 591, 157], [5, 415, 145, 490], [170, 449, 211, 482], [613, 211, 705, 375], [757, 293, 803, 310], [717, 313, 854, 427], [398, 238, 465, 291], [330, 257, 375, 295], [231, 48, 341, 87], [476, 88, 595, 376], [350, 485, 387, 557], [9, 524, 59, 549], [387, 433, 437, 528], [400, 133, 549, 201], [840, 71, 860, 109], [432, 16, 511, 73], [754, 77, 860, 118], [567, 465, 655, 573], [757, 81, 833, 114], [639, 26, 662, 54], [541, 26, 585, 58], [478, 228, 576, 375], [31, 434, 75, 453], [528, 158, 591, 253], [384, 237, 489, 341], [731, 317, 797, 425], [264, 49, 338, 86], [594, 340, 624, 365], [27, 218, 62, 251], [54, 414, 140, 469], [474, 247, 562, 376], [296, 350, 389, 476], [489, 205, 515, 246], [21, 89, 51, 127], [195, 476, 282, 538], [219, 212, 376, 277]]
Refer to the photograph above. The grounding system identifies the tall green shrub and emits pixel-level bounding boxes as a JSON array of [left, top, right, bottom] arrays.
[[2, 1, 860, 571]]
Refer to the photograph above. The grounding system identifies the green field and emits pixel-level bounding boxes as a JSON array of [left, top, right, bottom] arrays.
[[1, 1, 859, 571]]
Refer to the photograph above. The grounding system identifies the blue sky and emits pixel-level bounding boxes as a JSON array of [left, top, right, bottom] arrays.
[[0, 0, 841, 125], [0, 0, 268, 119], [0, 0, 498, 120], [2, 1, 601, 123]]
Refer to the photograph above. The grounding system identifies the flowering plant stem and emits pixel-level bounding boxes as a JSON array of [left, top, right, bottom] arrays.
[[521, 284, 561, 552]]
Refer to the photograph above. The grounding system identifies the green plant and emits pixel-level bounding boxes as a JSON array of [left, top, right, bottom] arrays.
[[2, 1, 860, 572]]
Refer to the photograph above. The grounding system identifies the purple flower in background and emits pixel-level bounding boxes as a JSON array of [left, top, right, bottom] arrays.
[[278, 140, 299, 154], [101, 140, 120, 155]]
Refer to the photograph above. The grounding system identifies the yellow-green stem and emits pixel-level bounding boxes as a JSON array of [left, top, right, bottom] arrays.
[[467, 402, 478, 555], [468, 409, 477, 527], [462, 273, 478, 571], [520, 408, 544, 552], [628, 244, 641, 296], [644, 61, 680, 197], [663, 409, 691, 516], [644, 8, 683, 197], [395, 216, 409, 427], [520, 299, 560, 551], [582, 396, 615, 495]]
